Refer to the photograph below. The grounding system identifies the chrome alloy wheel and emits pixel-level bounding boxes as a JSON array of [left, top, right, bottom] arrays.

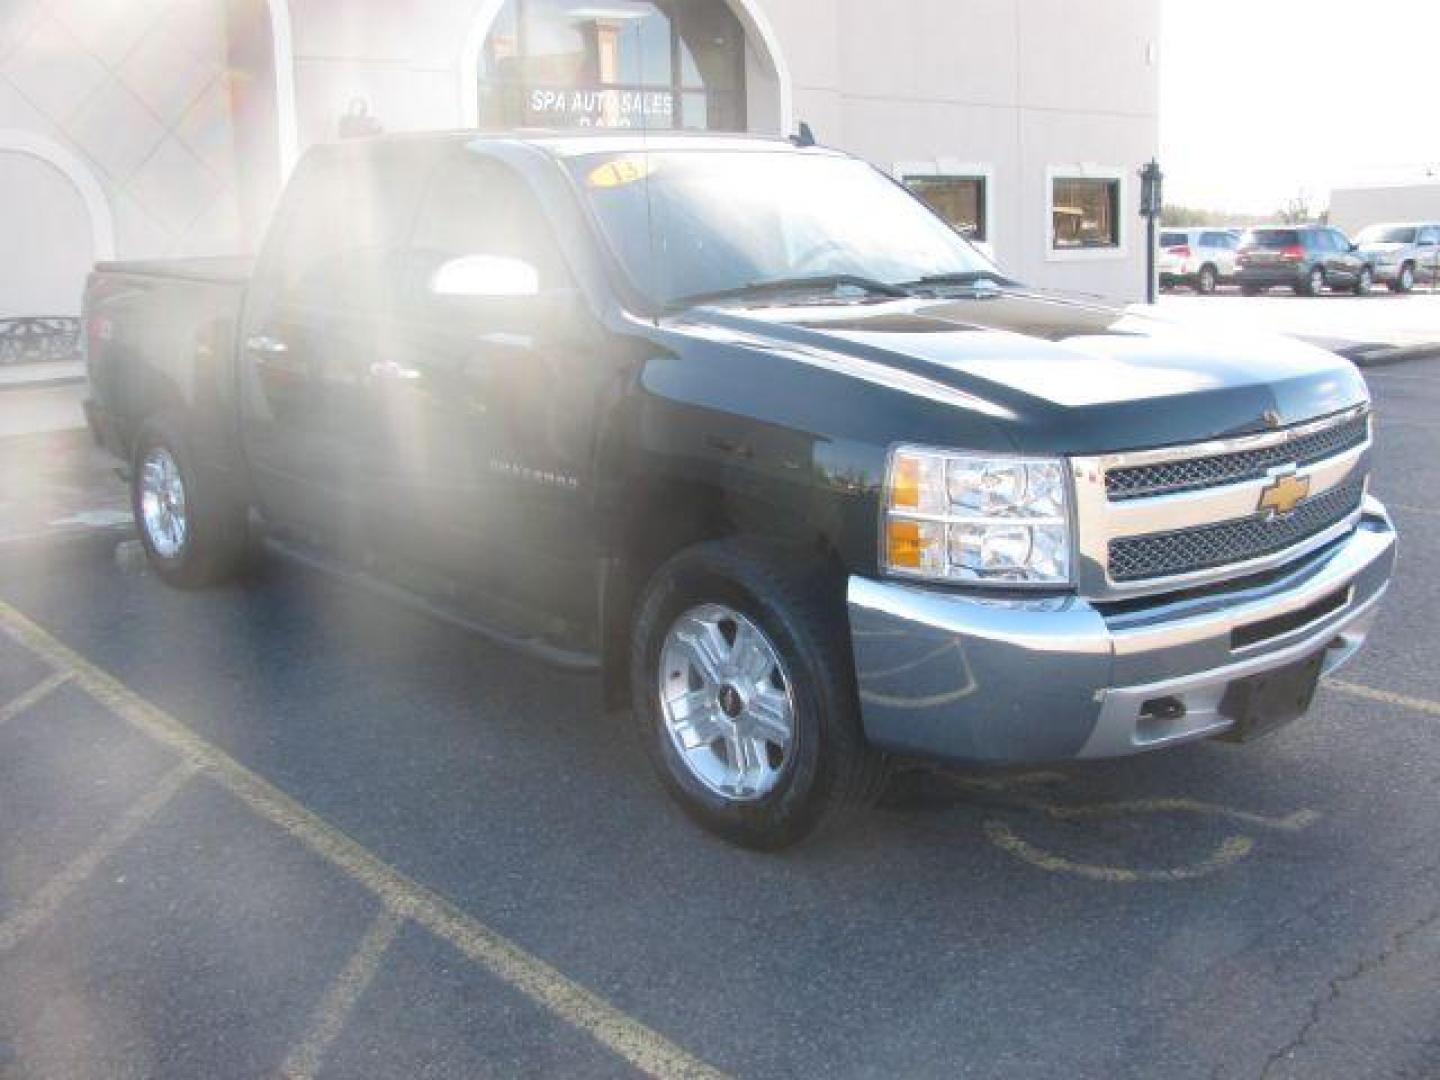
[[658, 604, 796, 801], [139, 446, 188, 559]]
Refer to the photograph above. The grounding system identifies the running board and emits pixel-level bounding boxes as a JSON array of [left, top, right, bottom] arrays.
[[264, 535, 601, 672]]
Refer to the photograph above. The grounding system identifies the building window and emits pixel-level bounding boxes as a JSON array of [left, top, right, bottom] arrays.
[[478, 0, 747, 132], [903, 175, 987, 241], [1051, 176, 1121, 251]]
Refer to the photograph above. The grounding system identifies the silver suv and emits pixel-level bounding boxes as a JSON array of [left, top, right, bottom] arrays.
[[1355, 222, 1440, 293], [1159, 227, 1239, 294]]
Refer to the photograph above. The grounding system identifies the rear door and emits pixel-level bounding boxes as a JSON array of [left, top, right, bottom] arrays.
[[1205, 231, 1238, 275], [238, 145, 433, 548], [1418, 226, 1440, 283], [1326, 229, 1360, 283]]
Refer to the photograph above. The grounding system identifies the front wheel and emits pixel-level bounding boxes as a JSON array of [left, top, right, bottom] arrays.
[[1296, 266, 1325, 296], [1196, 264, 1218, 295], [629, 541, 885, 849], [1390, 262, 1415, 293], [131, 415, 251, 587], [1353, 266, 1374, 296]]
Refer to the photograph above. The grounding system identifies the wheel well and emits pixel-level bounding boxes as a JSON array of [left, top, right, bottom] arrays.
[[598, 479, 845, 711]]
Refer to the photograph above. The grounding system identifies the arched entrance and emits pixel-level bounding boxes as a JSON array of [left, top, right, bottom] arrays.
[[458, 0, 791, 135], [0, 132, 113, 362]]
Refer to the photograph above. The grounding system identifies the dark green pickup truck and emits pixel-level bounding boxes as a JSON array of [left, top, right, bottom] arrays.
[[83, 131, 1395, 848]]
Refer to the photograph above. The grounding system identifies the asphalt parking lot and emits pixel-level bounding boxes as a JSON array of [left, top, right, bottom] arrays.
[[1, 359, 1439, 1079]]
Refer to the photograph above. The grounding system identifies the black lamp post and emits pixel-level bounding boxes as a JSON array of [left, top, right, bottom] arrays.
[[1139, 159, 1164, 304]]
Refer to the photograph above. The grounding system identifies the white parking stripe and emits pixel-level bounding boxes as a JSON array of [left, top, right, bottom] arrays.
[[0, 670, 71, 726], [280, 909, 404, 1080], [0, 763, 195, 953]]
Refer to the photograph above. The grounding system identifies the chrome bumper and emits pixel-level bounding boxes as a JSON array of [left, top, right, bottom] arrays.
[[846, 498, 1396, 764]]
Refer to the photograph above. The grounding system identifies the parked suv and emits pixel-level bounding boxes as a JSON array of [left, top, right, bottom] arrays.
[[1159, 228, 1238, 294], [1355, 222, 1440, 293], [1236, 226, 1375, 296]]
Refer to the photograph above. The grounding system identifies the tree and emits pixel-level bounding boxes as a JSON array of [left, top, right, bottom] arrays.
[[1277, 190, 1312, 225]]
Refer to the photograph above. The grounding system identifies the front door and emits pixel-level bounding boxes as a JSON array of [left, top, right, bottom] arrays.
[[377, 155, 609, 637]]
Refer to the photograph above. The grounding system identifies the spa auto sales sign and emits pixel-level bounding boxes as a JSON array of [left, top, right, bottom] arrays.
[[527, 87, 675, 127]]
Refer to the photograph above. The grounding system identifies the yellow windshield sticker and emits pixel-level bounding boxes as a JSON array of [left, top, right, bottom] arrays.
[[586, 158, 653, 189]]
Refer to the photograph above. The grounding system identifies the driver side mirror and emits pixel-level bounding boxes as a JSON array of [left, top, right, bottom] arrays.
[[429, 254, 540, 299]]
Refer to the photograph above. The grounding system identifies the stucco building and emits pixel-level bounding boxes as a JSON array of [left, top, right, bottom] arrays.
[[0, 0, 1161, 356]]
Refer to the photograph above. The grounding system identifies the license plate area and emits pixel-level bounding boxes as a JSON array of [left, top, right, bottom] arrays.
[[1216, 651, 1324, 741]]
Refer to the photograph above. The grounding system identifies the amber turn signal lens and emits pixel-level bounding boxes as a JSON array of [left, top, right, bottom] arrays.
[[889, 455, 920, 509], [886, 519, 922, 568]]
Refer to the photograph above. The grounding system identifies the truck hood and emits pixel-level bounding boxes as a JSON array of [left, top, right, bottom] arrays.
[[675, 288, 1368, 455]]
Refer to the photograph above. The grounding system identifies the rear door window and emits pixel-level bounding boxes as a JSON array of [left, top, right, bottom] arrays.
[[1160, 231, 1188, 248]]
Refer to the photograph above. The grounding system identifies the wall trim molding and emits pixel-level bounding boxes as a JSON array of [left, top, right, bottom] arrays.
[[0, 129, 115, 260], [266, 0, 300, 181]]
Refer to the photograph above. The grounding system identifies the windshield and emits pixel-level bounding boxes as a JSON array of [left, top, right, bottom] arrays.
[[568, 149, 996, 308], [1356, 225, 1417, 244]]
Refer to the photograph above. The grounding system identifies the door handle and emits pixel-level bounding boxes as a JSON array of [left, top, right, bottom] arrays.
[[245, 334, 290, 359], [368, 360, 421, 382]]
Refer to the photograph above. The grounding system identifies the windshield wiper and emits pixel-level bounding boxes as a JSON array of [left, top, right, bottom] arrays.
[[668, 274, 910, 311], [898, 270, 1012, 290]]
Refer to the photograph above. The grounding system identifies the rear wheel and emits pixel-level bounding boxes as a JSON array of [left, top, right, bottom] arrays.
[[1196, 264, 1218, 295], [131, 415, 251, 587], [1296, 266, 1325, 296], [1390, 262, 1415, 293], [629, 541, 885, 849], [1353, 265, 1374, 296]]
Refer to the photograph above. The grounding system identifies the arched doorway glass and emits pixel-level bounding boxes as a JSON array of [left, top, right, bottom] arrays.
[[477, 0, 748, 132]]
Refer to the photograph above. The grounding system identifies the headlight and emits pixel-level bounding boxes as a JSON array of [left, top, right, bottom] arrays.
[[883, 447, 1073, 585]]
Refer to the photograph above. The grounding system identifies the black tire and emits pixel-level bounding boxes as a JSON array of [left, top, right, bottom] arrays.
[[1353, 265, 1373, 296], [629, 540, 886, 849], [131, 414, 252, 588], [1390, 262, 1415, 294], [1196, 264, 1218, 295], [1296, 266, 1325, 296]]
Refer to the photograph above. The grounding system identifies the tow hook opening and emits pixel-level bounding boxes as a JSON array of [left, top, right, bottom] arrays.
[[1140, 696, 1187, 724]]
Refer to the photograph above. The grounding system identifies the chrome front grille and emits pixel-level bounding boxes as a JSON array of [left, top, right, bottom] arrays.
[[1108, 476, 1365, 582], [1071, 406, 1372, 598], [1105, 412, 1369, 501]]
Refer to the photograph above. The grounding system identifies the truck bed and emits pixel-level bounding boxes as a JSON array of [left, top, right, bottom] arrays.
[[83, 257, 251, 466]]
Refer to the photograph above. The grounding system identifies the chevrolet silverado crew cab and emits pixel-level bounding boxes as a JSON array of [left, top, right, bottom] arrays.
[[83, 132, 1395, 849]]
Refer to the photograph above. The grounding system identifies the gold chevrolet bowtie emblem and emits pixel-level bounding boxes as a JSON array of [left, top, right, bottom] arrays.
[[1258, 469, 1310, 518]]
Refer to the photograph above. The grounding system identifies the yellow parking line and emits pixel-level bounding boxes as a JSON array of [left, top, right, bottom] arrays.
[[0, 762, 195, 953], [280, 909, 404, 1080], [0, 670, 71, 726], [1323, 678, 1440, 718], [0, 599, 727, 1080], [983, 819, 1253, 883]]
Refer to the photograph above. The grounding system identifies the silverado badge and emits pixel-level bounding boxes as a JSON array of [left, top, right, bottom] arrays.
[[1258, 469, 1311, 519]]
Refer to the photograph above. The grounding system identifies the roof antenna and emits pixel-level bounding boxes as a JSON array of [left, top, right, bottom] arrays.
[[790, 121, 816, 148]]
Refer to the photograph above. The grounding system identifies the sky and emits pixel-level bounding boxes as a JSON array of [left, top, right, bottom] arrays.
[[1160, 0, 1440, 214]]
